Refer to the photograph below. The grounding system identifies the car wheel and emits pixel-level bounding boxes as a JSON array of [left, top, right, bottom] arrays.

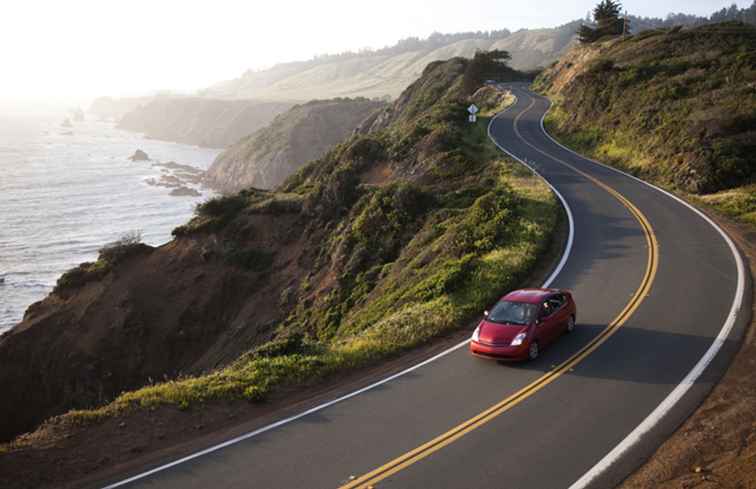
[[528, 341, 539, 361], [566, 315, 576, 333]]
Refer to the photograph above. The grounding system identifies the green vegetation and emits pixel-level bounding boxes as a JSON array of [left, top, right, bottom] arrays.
[[536, 22, 755, 224], [578, 0, 625, 44], [696, 184, 756, 225], [172, 190, 270, 236], [59, 57, 559, 426], [54, 231, 150, 294]]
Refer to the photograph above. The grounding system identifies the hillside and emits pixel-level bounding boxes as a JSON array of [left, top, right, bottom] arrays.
[[535, 22, 756, 223], [205, 98, 386, 193], [88, 96, 153, 120], [200, 3, 756, 103], [203, 22, 581, 101], [117, 97, 294, 148], [0, 55, 557, 450]]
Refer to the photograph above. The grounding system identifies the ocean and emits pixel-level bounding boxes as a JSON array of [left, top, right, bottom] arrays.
[[0, 113, 220, 333]]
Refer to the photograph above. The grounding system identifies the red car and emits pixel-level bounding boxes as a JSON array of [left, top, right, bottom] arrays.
[[469, 288, 576, 361]]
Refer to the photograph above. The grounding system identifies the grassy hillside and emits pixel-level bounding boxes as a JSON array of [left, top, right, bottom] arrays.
[[535, 22, 756, 224], [0, 56, 558, 441], [205, 98, 386, 193], [204, 23, 581, 101], [117, 97, 294, 148]]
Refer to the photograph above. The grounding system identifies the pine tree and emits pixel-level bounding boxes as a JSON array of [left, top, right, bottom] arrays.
[[578, 24, 599, 43], [578, 0, 624, 43], [462, 50, 513, 94], [594, 0, 623, 37]]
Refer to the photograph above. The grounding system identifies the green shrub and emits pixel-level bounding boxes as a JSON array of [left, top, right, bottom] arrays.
[[54, 231, 150, 294], [54, 261, 109, 294], [587, 58, 615, 74], [196, 194, 248, 217], [98, 230, 148, 264]]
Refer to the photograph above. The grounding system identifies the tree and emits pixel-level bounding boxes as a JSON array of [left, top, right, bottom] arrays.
[[578, 23, 600, 43], [594, 0, 624, 36], [462, 50, 513, 94], [578, 0, 624, 43]]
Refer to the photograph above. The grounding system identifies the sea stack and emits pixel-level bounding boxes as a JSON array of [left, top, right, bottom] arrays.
[[128, 149, 150, 161]]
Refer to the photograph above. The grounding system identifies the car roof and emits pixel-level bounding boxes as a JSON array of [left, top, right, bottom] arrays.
[[501, 288, 560, 304]]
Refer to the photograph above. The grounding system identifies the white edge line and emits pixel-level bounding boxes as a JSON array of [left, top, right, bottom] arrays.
[[486, 93, 575, 288], [525, 91, 746, 489], [101, 96, 576, 489]]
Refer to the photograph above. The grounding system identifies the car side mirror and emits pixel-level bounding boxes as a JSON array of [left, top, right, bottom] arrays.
[[483, 310, 489, 317]]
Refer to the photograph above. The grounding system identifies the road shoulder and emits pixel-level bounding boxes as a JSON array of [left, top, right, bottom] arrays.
[[618, 202, 755, 489]]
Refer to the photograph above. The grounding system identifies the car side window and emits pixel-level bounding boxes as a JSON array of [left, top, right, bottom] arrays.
[[541, 295, 564, 318], [540, 301, 552, 319]]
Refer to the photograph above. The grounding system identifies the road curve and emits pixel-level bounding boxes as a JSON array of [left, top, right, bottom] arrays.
[[98, 86, 749, 489]]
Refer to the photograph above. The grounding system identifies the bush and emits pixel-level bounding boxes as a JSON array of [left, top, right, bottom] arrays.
[[98, 230, 146, 264], [250, 334, 320, 359], [53, 261, 109, 294], [54, 231, 150, 294], [350, 183, 429, 261], [586, 58, 615, 74], [196, 194, 248, 217], [343, 136, 386, 163]]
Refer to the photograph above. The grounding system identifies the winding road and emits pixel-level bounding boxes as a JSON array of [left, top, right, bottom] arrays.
[[99, 86, 749, 489]]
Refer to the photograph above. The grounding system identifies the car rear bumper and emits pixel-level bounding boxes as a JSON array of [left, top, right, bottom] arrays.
[[469, 340, 528, 360]]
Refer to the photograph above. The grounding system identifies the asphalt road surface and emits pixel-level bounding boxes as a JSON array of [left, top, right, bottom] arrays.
[[100, 86, 749, 489]]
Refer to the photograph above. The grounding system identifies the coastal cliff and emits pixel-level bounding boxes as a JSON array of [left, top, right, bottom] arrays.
[[204, 98, 386, 193], [117, 97, 293, 148]]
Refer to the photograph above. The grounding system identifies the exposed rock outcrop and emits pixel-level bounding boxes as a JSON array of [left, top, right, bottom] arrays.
[[128, 149, 150, 161], [169, 186, 201, 197]]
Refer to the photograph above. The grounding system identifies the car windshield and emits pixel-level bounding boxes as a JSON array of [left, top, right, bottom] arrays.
[[488, 301, 537, 325]]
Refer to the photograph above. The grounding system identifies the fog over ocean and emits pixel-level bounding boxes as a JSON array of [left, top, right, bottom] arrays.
[[0, 113, 220, 332]]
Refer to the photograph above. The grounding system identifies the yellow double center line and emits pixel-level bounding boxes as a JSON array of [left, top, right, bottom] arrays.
[[340, 94, 659, 489]]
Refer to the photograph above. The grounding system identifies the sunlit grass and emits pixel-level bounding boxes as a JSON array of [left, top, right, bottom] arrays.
[[696, 184, 756, 225]]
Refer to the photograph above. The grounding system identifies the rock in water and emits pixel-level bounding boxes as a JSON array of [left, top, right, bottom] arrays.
[[128, 149, 150, 162], [169, 186, 201, 197]]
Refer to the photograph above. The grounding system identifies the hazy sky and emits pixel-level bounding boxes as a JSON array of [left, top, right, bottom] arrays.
[[0, 0, 750, 103]]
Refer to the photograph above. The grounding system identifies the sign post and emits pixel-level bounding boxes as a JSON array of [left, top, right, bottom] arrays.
[[467, 104, 479, 123]]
